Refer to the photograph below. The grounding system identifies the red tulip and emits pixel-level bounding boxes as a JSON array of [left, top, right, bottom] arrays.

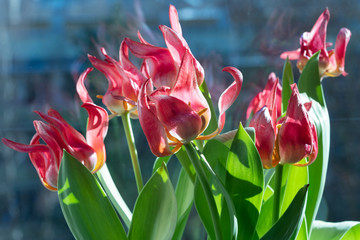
[[281, 8, 351, 78], [246, 72, 282, 120], [278, 85, 318, 165], [2, 105, 109, 190], [139, 50, 242, 157], [77, 41, 146, 117], [124, 5, 204, 89], [249, 83, 317, 168]]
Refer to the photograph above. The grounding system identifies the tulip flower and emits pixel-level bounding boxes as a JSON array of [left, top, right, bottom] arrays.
[[246, 72, 282, 120], [124, 5, 204, 89], [139, 50, 242, 157], [249, 83, 317, 168], [77, 40, 146, 118], [2, 104, 109, 191], [280, 8, 351, 78]]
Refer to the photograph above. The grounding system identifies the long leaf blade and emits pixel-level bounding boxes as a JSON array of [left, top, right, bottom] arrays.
[[226, 123, 264, 240], [58, 151, 127, 240], [128, 163, 177, 240], [261, 185, 309, 240]]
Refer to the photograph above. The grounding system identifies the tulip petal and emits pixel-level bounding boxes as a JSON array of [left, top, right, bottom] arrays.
[[334, 28, 351, 76], [33, 121, 63, 168], [36, 110, 96, 170], [278, 84, 315, 164], [125, 37, 178, 88], [82, 102, 109, 172], [218, 66, 243, 133], [138, 79, 172, 157], [280, 49, 301, 60], [246, 72, 281, 120], [249, 107, 276, 168], [151, 94, 202, 142], [160, 25, 204, 85], [170, 50, 210, 133], [169, 4, 182, 35], [308, 8, 330, 51], [2, 137, 58, 190], [119, 40, 147, 86], [76, 68, 94, 104]]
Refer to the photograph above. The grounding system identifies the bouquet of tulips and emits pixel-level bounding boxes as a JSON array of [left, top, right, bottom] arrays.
[[3, 5, 359, 240]]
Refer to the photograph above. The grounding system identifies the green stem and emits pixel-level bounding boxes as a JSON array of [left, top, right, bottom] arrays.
[[96, 163, 132, 228], [273, 164, 284, 224], [121, 112, 143, 193], [183, 143, 223, 240]]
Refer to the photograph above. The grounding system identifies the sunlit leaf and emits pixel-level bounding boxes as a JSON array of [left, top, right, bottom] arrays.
[[226, 123, 264, 240], [310, 221, 360, 240], [58, 151, 127, 240], [128, 163, 177, 240]]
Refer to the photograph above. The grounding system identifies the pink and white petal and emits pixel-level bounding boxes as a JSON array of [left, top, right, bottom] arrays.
[[334, 28, 351, 75], [217, 66, 243, 133], [82, 102, 109, 172], [160, 25, 204, 85], [33, 121, 64, 168], [308, 8, 330, 50], [171, 51, 208, 111], [138, 80, 172, 157], [119, 40, 147, 86], [125, 37, 178, 88], [76, 68, 94, 104], [2, 137, 58, 190], [280, 49, 301, 60], [37, 110, 96, 169], [169, 5, 182, 35]]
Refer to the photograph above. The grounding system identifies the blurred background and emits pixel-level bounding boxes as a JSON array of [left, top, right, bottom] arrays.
[[0, 0, 359, 239]]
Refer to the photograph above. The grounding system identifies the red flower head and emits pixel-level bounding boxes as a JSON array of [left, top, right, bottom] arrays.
[[138, 50, 242, 157], [249, 83, 317, 168], [2, 105, 108, 191], [124, 5, 204, 89], [77, 41, 146, 118], [281, 8, 351, 78], [246, 72, 282, 120]]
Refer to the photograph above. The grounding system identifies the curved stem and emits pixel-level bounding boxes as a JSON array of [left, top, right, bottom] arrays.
[[183, 143, 223, 240], [273, 164, 284, 224], [96, 163, 132, 228], [121, 112, 143, 193]]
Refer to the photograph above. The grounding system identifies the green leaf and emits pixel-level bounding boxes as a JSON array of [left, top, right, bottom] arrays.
[[293, 218, 308, 240], [281, 164, 308, 215], [58, 151, 127, 240], [281, 58, 294, 113], [298, 52, 324, 107], [310, 221, 360, 240], [226, 123, 264, 240], [200, 80, 218, 135], [261, 185, 309, 240], [172, 168, 194, 240], [281, 164, 309, 239], [128, 163, 177, 240], [202, 140, 238, 240]]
